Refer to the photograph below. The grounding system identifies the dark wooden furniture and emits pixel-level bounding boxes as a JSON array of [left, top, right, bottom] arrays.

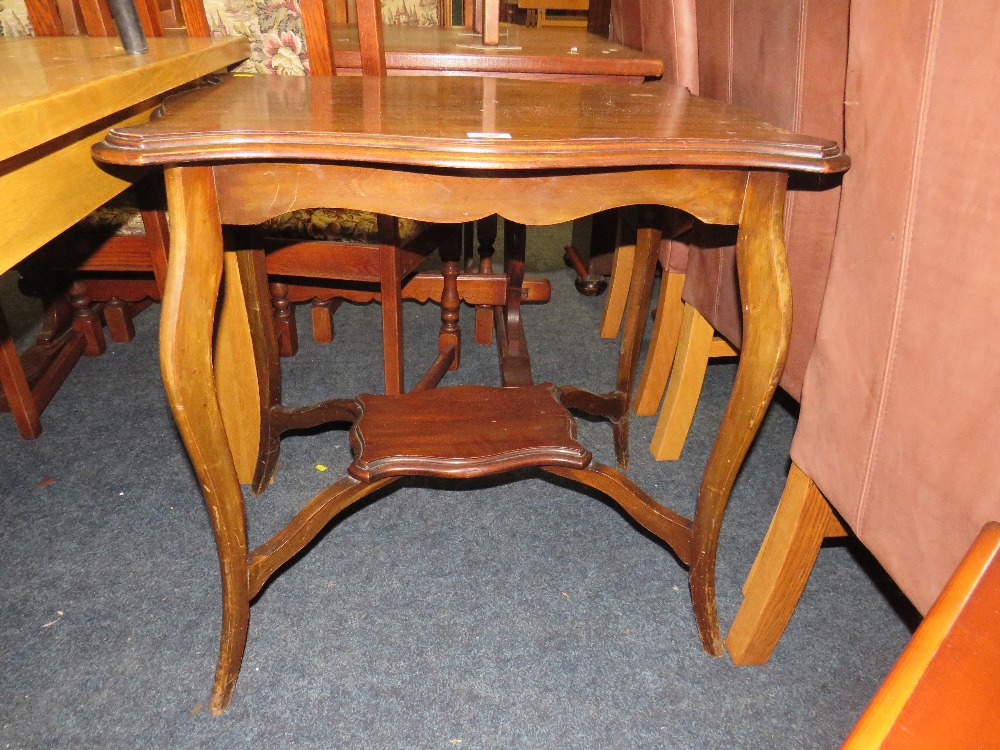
[[0, 35, 249, 439], [95, 18, 847, 712]]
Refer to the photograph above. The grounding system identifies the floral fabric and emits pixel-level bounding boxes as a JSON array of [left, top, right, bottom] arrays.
[[0, 0, 34, 38], [263, 208, 425, 245], [200, 0, 311, 75], [81, 191, 148, 237]]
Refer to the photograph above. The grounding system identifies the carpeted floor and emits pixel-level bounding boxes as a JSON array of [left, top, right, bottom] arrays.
[[0, 267, 913, 749]]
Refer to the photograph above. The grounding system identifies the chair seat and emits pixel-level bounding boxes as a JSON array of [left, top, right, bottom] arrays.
[[348, 383, 592, 481], [83, 202, 147, 237], [262, 208, 427, 245], [81, 199, 427, 245]]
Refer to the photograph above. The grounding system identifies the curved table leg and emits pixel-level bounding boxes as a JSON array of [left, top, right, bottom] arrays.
[[161, 166, 250, 714], [689, 171, 791, 657]]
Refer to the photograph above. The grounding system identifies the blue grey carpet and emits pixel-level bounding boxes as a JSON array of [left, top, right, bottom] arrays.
[[0, 268, 912, 748]]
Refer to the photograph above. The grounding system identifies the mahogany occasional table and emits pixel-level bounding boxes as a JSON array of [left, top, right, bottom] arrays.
[[94, 73, 848, 713]]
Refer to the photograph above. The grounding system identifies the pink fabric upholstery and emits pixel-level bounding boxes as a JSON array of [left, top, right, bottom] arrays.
[[791, 0, 1000, 613], [680, 0, 848, 400]]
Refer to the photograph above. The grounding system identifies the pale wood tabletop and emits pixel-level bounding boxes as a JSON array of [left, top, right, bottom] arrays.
[[0, 36, 249, 274]]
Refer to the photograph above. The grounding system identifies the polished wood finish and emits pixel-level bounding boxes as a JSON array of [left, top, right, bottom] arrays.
[[725, 462, 847, 665], [348, 383, 591, 481], [328, 23, 661, 81], [843, 522, 1000, 749], [97, 79, 845, 173], [95, 59, 847, 711], [0, 37, 246, 172]]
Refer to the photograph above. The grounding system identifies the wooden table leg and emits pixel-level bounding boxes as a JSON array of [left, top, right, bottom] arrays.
[[689, 171, 792, 656], [161, 165, 250, 714]]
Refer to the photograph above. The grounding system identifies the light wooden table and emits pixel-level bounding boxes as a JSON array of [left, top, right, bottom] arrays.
[[95, 73, 848, 712], [0, 36, 249, 275], [0, 35, 249, 437]]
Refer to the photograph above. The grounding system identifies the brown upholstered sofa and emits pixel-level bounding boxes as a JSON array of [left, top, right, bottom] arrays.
[[728, 0, 1000, 663]]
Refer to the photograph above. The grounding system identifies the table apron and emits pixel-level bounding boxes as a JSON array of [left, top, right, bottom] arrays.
[[212, 163, 749, 228]]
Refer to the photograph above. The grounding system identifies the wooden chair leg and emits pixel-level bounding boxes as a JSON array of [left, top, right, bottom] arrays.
[[726, 462, 847, 665], [610, 214, 661, 470], [633, 271, 685, 415], [598, 243, 634, 339], [474, 214, 497, 346], [0, 306, 43, 439], [69, 281, 106, 357], [648, 302, 714, 460], [310, 298, 340, 344], [103, 298, 137, 343], [269, 282, 298, 358], [377, 215, 405, 394]]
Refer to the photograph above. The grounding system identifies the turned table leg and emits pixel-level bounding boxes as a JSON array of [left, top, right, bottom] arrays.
[[161, 166, 250, 714], [689, 171, 792, 656]]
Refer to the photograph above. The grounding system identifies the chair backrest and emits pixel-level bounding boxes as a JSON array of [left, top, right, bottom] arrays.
[[177, 0, 333, 74], [13, 0, 164, 38], [76, 0, 164, 36], [790, 0, 1000, 614], [354, 0, 386, 74]]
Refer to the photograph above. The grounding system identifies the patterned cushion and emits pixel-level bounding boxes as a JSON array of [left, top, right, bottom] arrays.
[[83, 197, 425, 245], [82, 194, 148, 237], [263, 208, 426, 245], [198, 0, 440, 76], [201, 0, 312, 75]]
